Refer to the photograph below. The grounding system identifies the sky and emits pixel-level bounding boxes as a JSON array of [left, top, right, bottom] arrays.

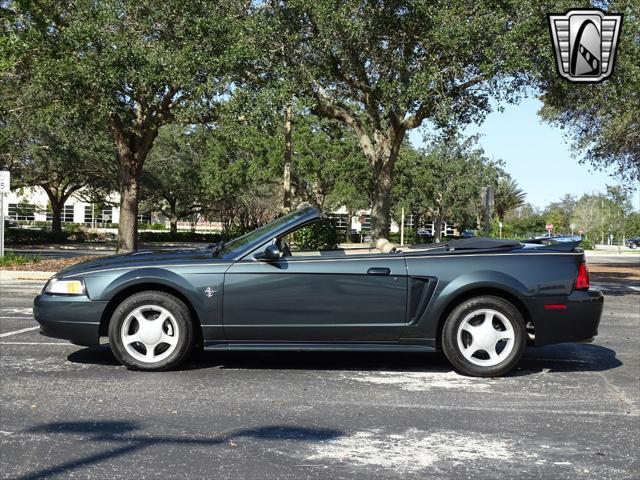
[[408, 97, 621, 210]]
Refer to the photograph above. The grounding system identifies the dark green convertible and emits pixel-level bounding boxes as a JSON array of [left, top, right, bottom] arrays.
[[34, 206, 603, 377]]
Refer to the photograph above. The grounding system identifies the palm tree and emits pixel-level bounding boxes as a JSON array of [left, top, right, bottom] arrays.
[[494, 177, 526, 221]]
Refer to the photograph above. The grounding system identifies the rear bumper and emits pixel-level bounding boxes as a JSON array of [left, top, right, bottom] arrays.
[[521, 289, 604, 346], [33, 294, 107, 346]]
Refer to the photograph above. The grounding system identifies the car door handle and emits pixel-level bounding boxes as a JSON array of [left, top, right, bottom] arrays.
[[367, 267, 391, 276]]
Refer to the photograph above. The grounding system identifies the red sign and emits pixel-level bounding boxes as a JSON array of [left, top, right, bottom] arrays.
[[545, 223, 553, 232]]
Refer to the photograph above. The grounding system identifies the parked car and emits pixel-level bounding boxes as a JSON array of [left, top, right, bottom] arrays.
[[34, 206, 603, 377], [626, 236, 640, 249]]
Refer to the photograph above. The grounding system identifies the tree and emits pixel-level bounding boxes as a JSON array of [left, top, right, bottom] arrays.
[[393, 135, 489, 242], [0, 101, 113, 232], [5, 0, 247, 251], [291, 114, 371, 211], [494, 177, 526, 222], [265, 0, 546, 239], [570, 188, 633, 244], [537, 0, 639, 184], [140, 126, 206, 234]]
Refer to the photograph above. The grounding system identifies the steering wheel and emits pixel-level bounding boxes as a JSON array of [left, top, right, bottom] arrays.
[[280, 238, 292, 257]]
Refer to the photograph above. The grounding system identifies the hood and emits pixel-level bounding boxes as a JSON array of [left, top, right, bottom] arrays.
[[56, 248, 216, 277]]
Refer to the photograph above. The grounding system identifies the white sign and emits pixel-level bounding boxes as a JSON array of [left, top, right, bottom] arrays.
[[0, 171, 9, 193]]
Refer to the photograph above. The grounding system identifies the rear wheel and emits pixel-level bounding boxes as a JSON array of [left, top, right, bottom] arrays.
[[108, 291, 195, 371], [442, 296, 526, 377]]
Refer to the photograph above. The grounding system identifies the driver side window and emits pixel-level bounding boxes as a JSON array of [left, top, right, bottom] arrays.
[[279, 220, 342, 258]]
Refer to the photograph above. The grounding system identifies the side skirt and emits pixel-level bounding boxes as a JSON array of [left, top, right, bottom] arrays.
[[203, 341, 436, 353]]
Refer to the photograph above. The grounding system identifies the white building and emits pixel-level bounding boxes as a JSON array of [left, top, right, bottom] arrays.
[[1, 187, 152, 227], [4, 185, 457, 236]]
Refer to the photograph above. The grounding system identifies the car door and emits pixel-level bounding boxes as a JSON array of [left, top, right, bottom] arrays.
[[222, 252, 408, 342]]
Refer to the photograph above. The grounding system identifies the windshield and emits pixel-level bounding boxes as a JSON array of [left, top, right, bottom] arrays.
[[219, 208, 315, 256]]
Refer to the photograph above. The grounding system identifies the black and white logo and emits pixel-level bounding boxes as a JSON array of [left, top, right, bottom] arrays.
[[548, 9, 622, 83]]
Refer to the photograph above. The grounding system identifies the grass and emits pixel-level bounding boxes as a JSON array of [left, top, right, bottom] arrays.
[[0, 252, 42, 267]]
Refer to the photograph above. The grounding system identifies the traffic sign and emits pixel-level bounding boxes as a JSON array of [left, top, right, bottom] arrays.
[[0, 170, 9, 193], [545, 223, 553, 232]]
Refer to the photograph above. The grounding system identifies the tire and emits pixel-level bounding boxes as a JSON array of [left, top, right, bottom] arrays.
[[442, 295, 526, 377], [108, 291, 195, 371], [630, 243, 638, 249]]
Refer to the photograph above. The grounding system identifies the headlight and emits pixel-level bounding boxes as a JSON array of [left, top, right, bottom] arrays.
[[45, 278, 85, 295]]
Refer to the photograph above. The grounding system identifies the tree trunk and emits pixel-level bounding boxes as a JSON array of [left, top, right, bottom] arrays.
[[111, 115, 158, 253], [283, 105, 292, 211], [370, 163, 393, 241], [433, 215, 444, 243], [170, 217, 178, 235], [50, 201, 63, 234], [42, 187, 67, 234], [369, 134, 403, 241], [345, 209, 353, 242], [118, 170, 140, 252]]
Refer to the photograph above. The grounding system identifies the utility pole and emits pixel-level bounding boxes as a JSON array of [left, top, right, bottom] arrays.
[[481, 186, 494, 236], [400, 207, 405, 246]]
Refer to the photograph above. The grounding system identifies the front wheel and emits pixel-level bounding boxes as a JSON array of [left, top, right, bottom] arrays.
[[108, 291, 195, 371], [442, 296, 526, 377]]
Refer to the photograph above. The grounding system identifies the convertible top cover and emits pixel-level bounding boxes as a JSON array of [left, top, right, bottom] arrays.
[[445, 238, 522, 250]]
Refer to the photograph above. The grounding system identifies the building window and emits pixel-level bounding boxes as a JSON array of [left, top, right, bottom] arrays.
[[359, 214, 371, 232], [8, 203, 36, 221], [137, 212, 151, 224], [405, 214, 415, 229], [46, 205, 75, 223], [84, 205, 114, 225], [329, 213, 350, 229]]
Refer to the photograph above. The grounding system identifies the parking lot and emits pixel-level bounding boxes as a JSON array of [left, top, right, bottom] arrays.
[[1, 274, 638, 479]]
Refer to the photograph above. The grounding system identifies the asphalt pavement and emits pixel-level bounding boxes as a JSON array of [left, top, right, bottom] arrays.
[[0, 277, 638, 479]]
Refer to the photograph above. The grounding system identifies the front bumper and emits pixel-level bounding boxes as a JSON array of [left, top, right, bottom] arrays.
[[33, 294, 107, 346], [521, 289, 604, 346]]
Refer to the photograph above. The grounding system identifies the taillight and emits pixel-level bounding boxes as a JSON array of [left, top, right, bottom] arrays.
[[575, 262, 590, 290]]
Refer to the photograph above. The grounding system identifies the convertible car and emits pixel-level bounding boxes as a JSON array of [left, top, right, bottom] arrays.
[[34, 206, 603, 377]]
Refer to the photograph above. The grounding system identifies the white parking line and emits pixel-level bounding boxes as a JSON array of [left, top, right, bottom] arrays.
[[0, 342, 68, 345], [0, 308, 33, 314], [0, 326, 39, 338]]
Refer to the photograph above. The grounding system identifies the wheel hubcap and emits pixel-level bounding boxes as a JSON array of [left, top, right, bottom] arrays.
[[456, 309, 515, 367], [120, 305, 179, 363]]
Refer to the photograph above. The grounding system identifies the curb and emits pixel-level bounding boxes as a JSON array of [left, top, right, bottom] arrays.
[[0, 270, 55, 281]]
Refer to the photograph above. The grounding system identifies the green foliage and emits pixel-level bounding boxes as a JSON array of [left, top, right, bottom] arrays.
[[0, 252, 41, 267], [494, 177, 526, 221], [5, 229, 70, 245], [293, 220, 340, 251], [389, 228, 418, 245], [626, 213, 640, 238], [580, 238, 595, 251], [538, 0, 640, 184], [392, 134, 505, 240]]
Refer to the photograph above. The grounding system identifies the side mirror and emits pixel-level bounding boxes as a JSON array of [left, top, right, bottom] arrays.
[[263, 243, 281, 261]]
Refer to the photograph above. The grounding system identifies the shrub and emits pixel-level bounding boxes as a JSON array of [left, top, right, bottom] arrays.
[[389, 228, 418, 245], [5, 228, 70, 245], [294, 220, 340, 250], [580, 238, 595, 250]]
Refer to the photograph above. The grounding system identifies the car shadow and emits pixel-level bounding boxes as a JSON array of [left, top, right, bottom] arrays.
[[15, 421, 343, 480], [67, 343, 622, 376]]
